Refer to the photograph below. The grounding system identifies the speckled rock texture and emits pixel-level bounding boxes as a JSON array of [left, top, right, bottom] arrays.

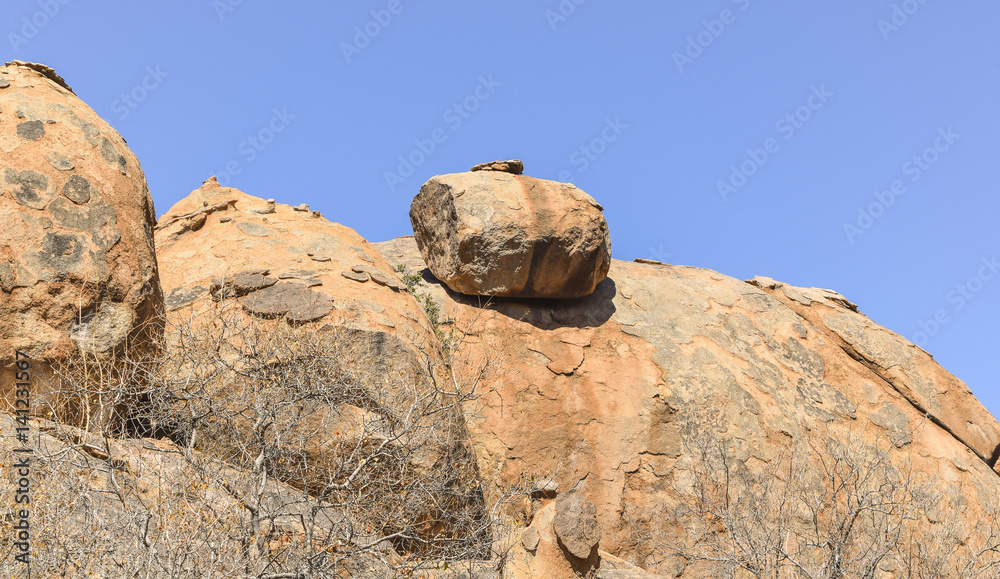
[[0, 62, 161, 417], [409, 171, 611, 299], [376, 235, 1000, 577]]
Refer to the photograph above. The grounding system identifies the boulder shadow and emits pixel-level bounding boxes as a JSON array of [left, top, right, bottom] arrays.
[[418, 268, 617, 330]]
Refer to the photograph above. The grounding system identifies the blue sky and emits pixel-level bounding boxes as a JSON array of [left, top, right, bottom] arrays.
[[4, 1, 998, 417]]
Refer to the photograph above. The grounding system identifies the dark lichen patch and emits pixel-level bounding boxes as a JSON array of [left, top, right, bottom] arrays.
[[165, 286, 208, 311], [62, 174, 92, 204], [48, 197, 120, 250], [100, 137, 127, 174], [17, 120, 45, 140], [38, 231, 85, 272], [235, 222, 274, 238], [5, 168, 50, 209], [870, 402, 912, 447], [45, 152, 75, 171], [0, 262, 14, 293]]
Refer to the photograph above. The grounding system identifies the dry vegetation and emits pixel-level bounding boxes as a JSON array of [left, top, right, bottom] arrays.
[[5, 286, 1000, 578], [2, 295, 527, 578], [626, 418, 1000, 579]]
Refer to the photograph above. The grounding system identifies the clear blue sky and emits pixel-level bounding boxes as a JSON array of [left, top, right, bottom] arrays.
[[4, 1, 998, 417]]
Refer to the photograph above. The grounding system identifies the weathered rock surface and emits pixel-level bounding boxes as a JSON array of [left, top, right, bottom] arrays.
[[376, 235, 1000, 577], [155, 180, 485, 553], [409, 171, 610, 299], [553, 492, 601, 559], [0, 62, 161, 419], [471, 159, 524, 174], [156, 178, 419, 334]]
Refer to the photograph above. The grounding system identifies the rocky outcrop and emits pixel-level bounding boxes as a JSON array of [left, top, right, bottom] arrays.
[[154, 180, 486, 553], [155, 178, 422, 335], [409, 170, 611, 299], [376, 235, 1000, 577], [0, 61, 161, 422]]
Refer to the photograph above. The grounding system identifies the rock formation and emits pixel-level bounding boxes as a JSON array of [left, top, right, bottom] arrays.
[[154, 179, 487, 555], [409, 168, 611, 299], [376, 235, 1000, 577], [4, 63, 1000, 578], [0, 61, 161, 425]]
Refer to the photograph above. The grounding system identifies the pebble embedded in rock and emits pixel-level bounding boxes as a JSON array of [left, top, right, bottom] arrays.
[[0, 79, 9, 89]]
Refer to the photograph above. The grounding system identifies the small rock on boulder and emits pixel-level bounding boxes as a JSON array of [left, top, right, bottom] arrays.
[[410, 170, 611, 299], [471, 159, 524, 175]]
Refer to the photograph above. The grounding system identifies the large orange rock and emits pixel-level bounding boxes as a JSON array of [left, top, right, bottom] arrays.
[[155, 180, 487, 551], [0, 62, 161, 420], [376, 236, 1000, 577], [155, 177, 434, 352], [409, 169, 611, 299]]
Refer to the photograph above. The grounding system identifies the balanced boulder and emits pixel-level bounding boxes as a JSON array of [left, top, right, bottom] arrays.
[[409, 167, 611, 299], [0, 62, 161, 420]]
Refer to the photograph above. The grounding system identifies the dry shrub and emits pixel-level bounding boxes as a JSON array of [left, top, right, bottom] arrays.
[[1, 298, 528, 578], [627, 419, 1000, 579]]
